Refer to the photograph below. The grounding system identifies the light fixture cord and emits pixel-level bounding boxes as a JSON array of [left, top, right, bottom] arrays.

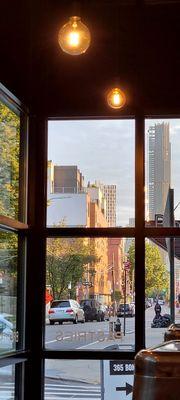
[[72, 0, 81, 16], [115, 2, 120, 84]]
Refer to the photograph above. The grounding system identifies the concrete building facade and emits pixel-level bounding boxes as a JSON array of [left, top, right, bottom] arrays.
[[54, 165, 84, 194], [47, 162, 114, 304], [108, 238, 124, 300]]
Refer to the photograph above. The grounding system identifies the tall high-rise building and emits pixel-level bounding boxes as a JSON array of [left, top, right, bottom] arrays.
[[102, 185, 116, 227], [148, 123, 171, 220], [88, 181, 116, 226]]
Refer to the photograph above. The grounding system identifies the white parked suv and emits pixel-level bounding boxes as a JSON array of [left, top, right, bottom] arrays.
[[158, 299, 165, 305], [0, 315, 14, 350], [49, 299, 85, 325]]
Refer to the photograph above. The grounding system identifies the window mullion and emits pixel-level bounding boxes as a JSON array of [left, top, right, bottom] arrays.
[[135, 116, 145, 352]]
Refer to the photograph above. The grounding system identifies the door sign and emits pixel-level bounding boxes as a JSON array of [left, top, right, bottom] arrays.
[[101, 360, 134, 400]]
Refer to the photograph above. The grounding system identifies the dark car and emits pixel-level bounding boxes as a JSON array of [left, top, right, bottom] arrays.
[[117, 303, 135, 317], [80, 299, 105, 322]]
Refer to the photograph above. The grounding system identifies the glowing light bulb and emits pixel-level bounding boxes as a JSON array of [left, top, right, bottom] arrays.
[[107, 87, 126, 109], [68, 32, 80, 47], [58, 16, 91, 55], [113, 93, 121, 105]]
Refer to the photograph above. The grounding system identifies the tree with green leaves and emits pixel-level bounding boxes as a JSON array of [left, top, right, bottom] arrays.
[[114, 289, 122, 303], [0, 101, 20, 219], [0, 103, 20, 296], [46, 237, 98, 299], [128, 240, 169, 297]]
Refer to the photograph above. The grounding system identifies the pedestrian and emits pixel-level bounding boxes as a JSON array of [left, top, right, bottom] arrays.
[[154, 301, 161, 317]]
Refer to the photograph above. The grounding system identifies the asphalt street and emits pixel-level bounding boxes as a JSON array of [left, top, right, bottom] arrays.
[[44, 305, 178, 386], [45, 305, 172, 351], [45, 318, 134, 351], [1, 304, 179, 400]]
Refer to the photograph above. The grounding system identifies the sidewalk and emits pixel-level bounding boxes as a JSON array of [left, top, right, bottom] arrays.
[[45, 334, 134, 384], [46, 359, 101, 384]]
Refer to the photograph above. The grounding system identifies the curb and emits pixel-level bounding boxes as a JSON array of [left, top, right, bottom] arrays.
[[45, 374, 100, 385]]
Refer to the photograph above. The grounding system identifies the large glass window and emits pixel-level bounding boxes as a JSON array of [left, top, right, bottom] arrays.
[[0, 85, 27, 366], [0, 364, 15, 399], [47, 120, 135, 228], [0, 231, 20, 354], [145, 119, 180, 227], [0, 101, 20, 221], [45, 359, 134, 400], [0, 88, 28, 224], [145, 236, 180, 348], [45, 237, 135, 352]]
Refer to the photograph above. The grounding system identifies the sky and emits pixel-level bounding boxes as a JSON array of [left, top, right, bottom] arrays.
[[48, 118, 180, 226], [48, 119, 135, 226]]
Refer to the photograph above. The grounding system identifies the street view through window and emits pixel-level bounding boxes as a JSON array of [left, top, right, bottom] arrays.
[[46, 120, 135, 354], [0, 232, 18, 355], [0, 365, 15, 399], [44, 119, 180, 396], [145, 119, 180, 343], [46, 237, 135, 352], [47, 120, 135, 228]]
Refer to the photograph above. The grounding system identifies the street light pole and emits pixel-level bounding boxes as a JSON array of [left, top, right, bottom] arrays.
[[164, 188, 175, 323], [111, 253, 115, 317], [123, 268, 127, 336], [123, 260, 131, 336]]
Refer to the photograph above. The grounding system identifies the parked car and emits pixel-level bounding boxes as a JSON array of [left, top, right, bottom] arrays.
[[100, 304, 110, 321], [0, 315, 14, 350], [48, 299, 85, 325], [117, 303, 135, 317], [80, 299, 104, 322], [145, 299, 151, 309], [148, 298, 154, 306], [158, 299, 165, 305]]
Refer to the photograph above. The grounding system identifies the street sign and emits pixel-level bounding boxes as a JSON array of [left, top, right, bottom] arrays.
[[101, 360, 134, 400]]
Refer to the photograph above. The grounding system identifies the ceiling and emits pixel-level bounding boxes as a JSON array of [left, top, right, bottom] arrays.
[[1, 0, 180, 116]]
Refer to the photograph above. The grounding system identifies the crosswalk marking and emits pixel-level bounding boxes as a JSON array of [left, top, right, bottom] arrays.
[[0, 383, 101, 399], [44, 383, 101, 399]]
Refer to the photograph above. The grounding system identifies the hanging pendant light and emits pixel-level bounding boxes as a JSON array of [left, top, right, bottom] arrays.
[[107, 87, 126, 109], [106, 2, 127, 110], [58, 16, 91, 55]]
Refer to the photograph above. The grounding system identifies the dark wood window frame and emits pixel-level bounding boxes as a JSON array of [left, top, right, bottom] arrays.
[[27, 114, 180, 400], [0, 84, 29, 400], [1, 83, 180, 399]]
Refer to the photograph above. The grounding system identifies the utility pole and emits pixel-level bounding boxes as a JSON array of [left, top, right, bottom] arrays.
[[111, 252, 115, 317], [164, 189, 175, 323], [123, 260, 131, 336]]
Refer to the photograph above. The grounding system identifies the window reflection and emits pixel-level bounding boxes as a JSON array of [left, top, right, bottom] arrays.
[[0, 101, 20, 221], [145, 238, 171, 348], [0, 232, 18, 354], [0, 365, 15, 399], [45, 237, 135, 351]]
